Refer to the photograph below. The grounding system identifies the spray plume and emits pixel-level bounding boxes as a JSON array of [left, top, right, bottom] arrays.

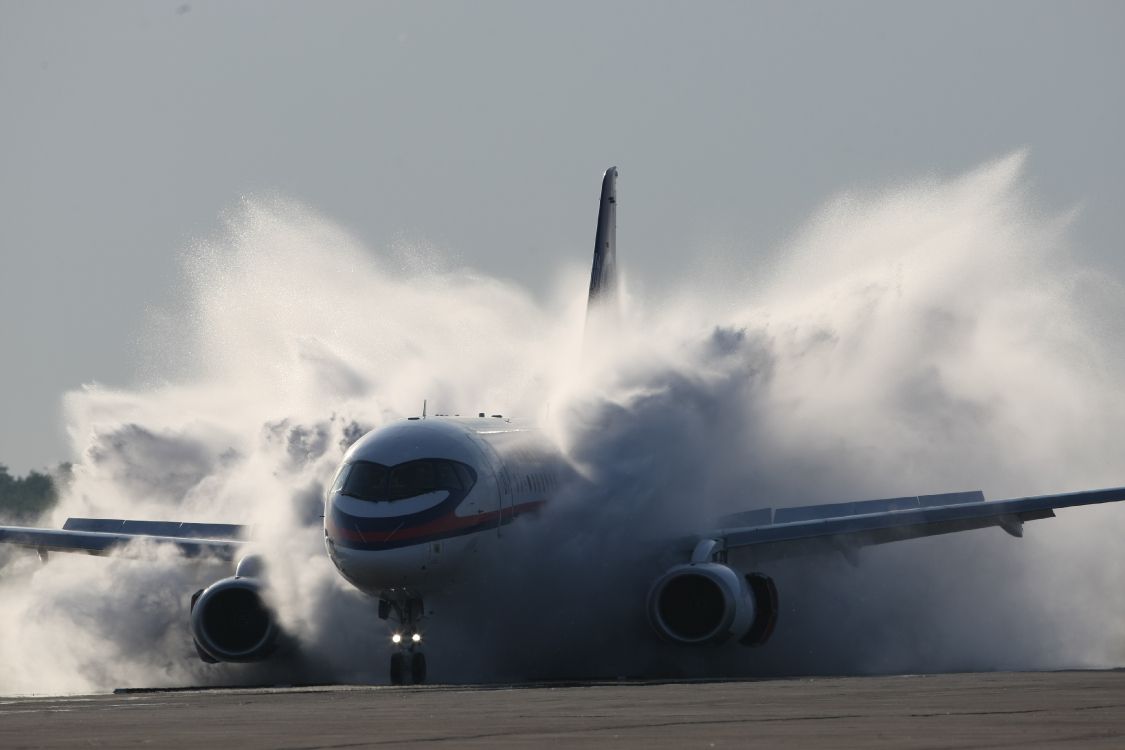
[[1, 154, 1123, 694]]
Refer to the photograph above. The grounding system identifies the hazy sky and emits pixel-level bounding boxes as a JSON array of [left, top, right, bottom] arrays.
[[1, 0, 1123, 473]]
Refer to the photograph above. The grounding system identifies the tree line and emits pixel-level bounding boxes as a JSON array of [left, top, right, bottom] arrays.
[[0, 464, 68, 523]]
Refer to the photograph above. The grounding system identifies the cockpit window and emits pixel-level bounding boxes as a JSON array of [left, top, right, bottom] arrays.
[[338, 459, 476, 502], [340, 462, 388, 500], [330, 463, 352, 494]]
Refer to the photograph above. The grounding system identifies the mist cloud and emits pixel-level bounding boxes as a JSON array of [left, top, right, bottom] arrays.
[[2, 153, 1123, 694]]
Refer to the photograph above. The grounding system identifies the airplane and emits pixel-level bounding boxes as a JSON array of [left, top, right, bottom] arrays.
[[3, 166, 1125, 686]]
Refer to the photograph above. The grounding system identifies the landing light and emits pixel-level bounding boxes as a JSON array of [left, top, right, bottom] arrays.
[[391, 633, 402, 644], [411, 633, 422, 643]]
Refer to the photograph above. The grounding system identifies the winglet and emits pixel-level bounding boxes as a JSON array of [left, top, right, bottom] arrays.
[[587, 167, 619, 311]]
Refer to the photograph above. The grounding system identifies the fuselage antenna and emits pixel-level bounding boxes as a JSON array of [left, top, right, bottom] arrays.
[[422, 399, 427, 420]]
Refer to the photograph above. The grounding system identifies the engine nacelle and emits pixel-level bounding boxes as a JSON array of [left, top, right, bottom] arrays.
[[646, 563, 778, 646], [190, 576, 280, 663]]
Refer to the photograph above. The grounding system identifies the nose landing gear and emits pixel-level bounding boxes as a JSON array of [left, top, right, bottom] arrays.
[[380, 595, 427, 685], [410, 650, 427, 684]]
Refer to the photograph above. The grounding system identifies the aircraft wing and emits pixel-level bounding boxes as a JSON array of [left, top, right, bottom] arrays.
[[0, 517, 248, 561], [703, 487, 1125, 564]]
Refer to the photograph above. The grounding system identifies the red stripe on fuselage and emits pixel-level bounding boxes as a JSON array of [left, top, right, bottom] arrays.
[[328, 500, 546, 545]]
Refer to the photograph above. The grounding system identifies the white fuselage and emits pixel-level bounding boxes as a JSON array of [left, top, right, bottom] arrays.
[[322, 417, 564, 598]]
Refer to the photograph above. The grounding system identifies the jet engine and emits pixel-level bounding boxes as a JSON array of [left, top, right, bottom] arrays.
[[646, 563, 778, 646], [190, 575, 280, 663]]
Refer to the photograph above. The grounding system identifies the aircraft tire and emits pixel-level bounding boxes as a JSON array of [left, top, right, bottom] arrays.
[[411, 652, 427, 684], [390, 652, 406, 685]]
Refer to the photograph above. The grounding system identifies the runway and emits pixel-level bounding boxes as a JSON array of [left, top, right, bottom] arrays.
[[2, 671, 1124, 749]]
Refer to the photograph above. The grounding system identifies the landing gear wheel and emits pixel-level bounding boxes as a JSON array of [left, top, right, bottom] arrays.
[[411, 652, 427, 684], [390, 652, 406, 685], [383, 594, 427, 685]]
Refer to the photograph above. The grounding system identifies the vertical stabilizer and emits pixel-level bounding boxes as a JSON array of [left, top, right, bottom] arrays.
[[587, 167, 619, 312]]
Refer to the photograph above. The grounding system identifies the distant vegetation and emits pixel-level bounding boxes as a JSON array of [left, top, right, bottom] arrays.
[[0, 464, 69, 523]]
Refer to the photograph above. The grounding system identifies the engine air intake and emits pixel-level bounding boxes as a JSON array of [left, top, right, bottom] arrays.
[[190, 576, 280, 663], [656, 572, 728, 641], [647, 563, 778, 647]]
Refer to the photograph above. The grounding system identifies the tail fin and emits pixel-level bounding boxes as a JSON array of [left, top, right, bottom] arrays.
[[587, 167, 619, 312]]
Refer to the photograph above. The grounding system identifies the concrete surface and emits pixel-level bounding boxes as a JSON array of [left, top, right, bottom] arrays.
[[2, 671, 1124, 748]]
